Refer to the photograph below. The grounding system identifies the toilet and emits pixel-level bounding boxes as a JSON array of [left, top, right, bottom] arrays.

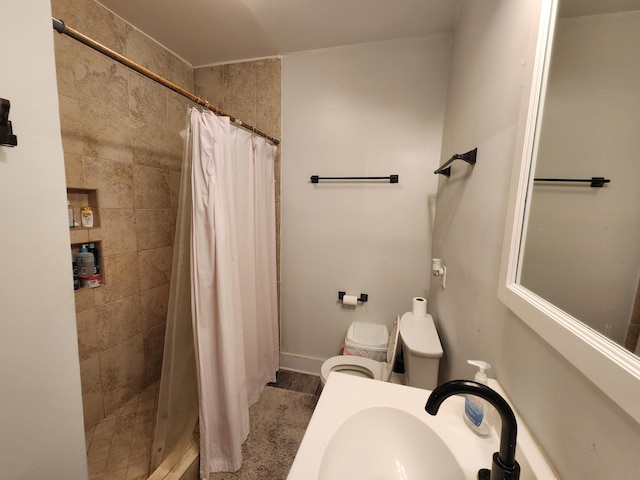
[[399, 311, 443, 390], [320, 312, 443, 389], [320, 316, 400, 386]]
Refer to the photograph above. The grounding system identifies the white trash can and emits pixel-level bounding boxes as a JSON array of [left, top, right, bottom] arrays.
[[342, 321, 390, 362]]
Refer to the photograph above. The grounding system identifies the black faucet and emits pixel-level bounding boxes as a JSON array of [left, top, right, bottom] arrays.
[[425, 380, 520, 480]]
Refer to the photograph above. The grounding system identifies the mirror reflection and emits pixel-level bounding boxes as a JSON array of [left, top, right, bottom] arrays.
[[518, 0, 640, 354]]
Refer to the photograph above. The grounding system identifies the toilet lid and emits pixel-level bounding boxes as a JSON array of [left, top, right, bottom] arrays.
[[399, 312, 443, 358], [345, 321, 390, 350]]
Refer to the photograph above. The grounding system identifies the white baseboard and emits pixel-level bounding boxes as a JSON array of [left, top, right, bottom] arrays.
[[279, 351, 324, 376]]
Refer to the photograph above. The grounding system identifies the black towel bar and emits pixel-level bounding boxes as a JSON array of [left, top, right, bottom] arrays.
[[434, 148, 477, 177], [533, 176, 611, 188], [311, 175, 398, 184]]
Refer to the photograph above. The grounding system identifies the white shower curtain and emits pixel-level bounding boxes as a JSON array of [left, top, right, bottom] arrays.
[[189, 108, 279, 477]]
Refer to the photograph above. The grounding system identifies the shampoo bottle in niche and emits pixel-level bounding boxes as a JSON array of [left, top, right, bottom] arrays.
[[464, 360, 491, 437], [74, 245, 95, 278]]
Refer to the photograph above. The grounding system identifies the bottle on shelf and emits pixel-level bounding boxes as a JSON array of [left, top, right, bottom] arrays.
[[68, 201, 74, 228], [72, 260, 79, 290], [80, 206, 94, 227], [87, 242, 100, 275], [74, 244, 100, 288]]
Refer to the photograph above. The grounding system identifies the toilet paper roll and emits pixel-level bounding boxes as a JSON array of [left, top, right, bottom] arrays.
[[412, 297, 427, 317], [342, 294, 358, 306]]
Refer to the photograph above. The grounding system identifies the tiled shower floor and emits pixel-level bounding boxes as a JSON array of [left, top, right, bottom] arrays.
[[84, 382, 159, 480]]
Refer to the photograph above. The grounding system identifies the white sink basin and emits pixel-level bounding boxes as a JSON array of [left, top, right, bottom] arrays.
[[288, 372, 558, 480], [318, 406, 464, 479]]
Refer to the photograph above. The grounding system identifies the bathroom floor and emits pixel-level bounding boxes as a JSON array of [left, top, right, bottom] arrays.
[[83, 371, 319, 480], [268, 369, 322, 396], [84, 382, 158, 480]]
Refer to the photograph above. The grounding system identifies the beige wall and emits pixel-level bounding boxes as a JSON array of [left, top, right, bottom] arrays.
[[52, 0, 193, 427]]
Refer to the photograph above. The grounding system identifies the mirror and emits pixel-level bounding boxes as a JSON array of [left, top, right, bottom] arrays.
[[518, 0, 640, 354], [499, 0, 640, 425]]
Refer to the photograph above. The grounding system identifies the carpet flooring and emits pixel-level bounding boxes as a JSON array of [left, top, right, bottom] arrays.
[[209, 385, 319, 480]]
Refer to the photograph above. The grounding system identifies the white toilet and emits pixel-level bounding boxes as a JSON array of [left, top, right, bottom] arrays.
[[320, 316, 400, 386], [320, 312, 444, 389]]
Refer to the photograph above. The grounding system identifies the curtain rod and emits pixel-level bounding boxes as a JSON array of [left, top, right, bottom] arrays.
[[51, 17, 280, 146]]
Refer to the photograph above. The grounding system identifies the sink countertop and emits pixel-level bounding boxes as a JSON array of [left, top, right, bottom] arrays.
[[288, 372, 558, 480]]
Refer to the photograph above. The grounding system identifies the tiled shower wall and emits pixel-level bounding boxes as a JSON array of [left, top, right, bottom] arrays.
[[51, 0, 281, 429], [52, 0, 192, 428]]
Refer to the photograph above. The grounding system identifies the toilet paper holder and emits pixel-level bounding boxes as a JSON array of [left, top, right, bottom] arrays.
[[338, 291, 368, 303]]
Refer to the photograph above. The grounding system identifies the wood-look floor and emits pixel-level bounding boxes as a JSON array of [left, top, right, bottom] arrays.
[[268, 370, 322, 396]]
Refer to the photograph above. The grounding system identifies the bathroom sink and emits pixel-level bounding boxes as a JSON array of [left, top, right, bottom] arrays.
[[318, 406, 464, 479], [288, 372, 558, 480]]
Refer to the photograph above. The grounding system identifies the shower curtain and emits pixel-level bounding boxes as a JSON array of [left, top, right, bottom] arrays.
[[189, 108, 279, 477]]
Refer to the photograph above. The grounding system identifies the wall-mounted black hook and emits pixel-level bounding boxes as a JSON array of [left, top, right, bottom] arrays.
[[0, 98, 17, 147]]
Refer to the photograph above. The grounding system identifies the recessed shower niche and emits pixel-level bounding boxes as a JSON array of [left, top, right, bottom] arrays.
[[67, 187, 104, 289]]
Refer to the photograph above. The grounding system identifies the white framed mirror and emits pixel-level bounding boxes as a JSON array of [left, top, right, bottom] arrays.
[[499, 0, 640, 424]]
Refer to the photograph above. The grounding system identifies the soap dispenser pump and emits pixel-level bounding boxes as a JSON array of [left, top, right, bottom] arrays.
[[464, 360, 491, 437]]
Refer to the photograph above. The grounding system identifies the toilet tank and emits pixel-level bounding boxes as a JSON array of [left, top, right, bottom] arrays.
[[399, 312, 443, 390]]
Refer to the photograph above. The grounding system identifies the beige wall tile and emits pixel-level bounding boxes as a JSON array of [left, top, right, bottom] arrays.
[[224, 100, 256, 127], [96, 209, 138, 256], [64, 152, 85, 188], [124, 25, 171, 84], [94, 252, 141, 305], [128, 72, 167, 128], [58, 95, 84, 155], [82, 398, 105, 430], [81, 102, 133, 164], [75, 48, 130, 117], [100, 334, 145, 396], [51, 0, 127, 56], [53, 35, 82, 99], [164, 130, 185, 172], [138, 246, 172, 291], [103, 388, 136, 419], [194, 66, 225, 108], [135, 209, 176, 250], [256, 96, 281, 138], [131, 121, 182, 171], [256, 58, 282, 99], [84, 157, 134, 208], [80, 355, 103, 408], [168, 171, 182, 209], [225, 62, 257, 105], [165, 52, 195, 92], [133, 165, 171, 209], [70, 226, 90, 245], [75, 287, 96, 313], [76, 307, 100, 361], [143, 322, 166, 386], [166, 92, 192, 134], [141, 284, 170, 331], [96, 294, 143, 350]]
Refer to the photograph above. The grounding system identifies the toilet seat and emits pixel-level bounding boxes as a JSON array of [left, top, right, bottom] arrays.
[[320, 316, 400, 385], [320, 355, 383, 383]]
